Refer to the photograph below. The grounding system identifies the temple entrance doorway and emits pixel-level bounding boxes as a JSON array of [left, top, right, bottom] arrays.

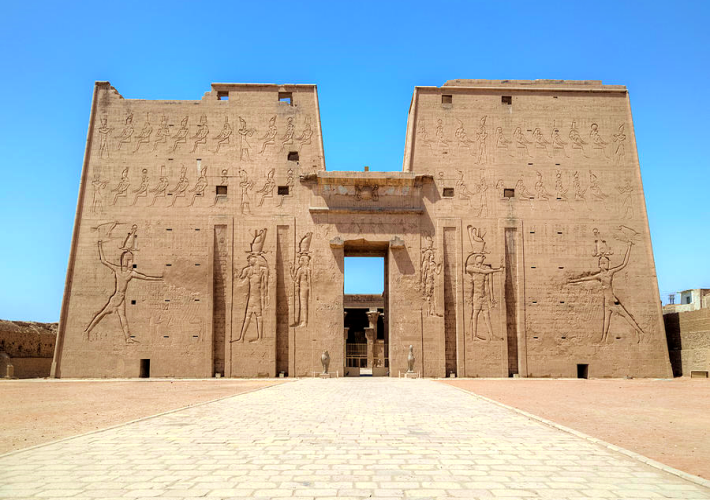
[[343, 243, 389, 377]]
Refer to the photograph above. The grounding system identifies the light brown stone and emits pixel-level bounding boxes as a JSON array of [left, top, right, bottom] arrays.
[[52, 80, 672, 378]]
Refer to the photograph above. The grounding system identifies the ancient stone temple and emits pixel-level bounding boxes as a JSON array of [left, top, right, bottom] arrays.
[[52, 80, 673, 378]]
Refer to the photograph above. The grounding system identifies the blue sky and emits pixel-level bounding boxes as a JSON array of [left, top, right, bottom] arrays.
[[0, 1, 708, 321]]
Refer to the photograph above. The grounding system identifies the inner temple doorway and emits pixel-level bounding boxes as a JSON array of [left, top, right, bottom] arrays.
[[343, 245, 388, 376]]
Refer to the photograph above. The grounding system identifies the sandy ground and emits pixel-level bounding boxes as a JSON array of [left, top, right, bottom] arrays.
[[0, 379, 285, 454], [441, 378, 710, 480]]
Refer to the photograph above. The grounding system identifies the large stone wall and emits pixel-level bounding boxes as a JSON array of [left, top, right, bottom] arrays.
[[52, 80, 672, 379], [0, 320, 57, 378], [664, 309, 710, 376]]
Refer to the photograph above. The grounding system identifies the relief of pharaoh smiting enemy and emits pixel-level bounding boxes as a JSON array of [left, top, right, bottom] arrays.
[[233, 229, 270, 343], [567, 226, 645, 343], [84, 223, 163, 343], [465, 226, 504, 342]]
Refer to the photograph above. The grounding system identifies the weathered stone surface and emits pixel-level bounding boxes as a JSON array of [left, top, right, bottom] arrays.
[[52, 80, 672, 378], [0, 320, 57, 378]]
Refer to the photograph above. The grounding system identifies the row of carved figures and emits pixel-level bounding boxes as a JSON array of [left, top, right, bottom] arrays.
[[419, 117, 628, 165], [97, 112, 314, 158], [448, 169, 636, 219], [84, 225, 314, 345], [89, 165, 295, 213], [420, 224, 647, 344]]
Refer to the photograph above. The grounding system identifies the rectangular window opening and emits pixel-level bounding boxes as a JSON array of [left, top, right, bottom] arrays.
[[132, 264, 137, 269], [278, 92, 293, 105], [139, 359, 150, 378], [216, 185, 227, 196], [288, 151, 299, 161], [217, 91, 229, 100], [442, 94, 453, 105], [577, 364, 589, 379], [278, 186, 290, 196], [131, 300, 136, 305], [442, 187, 454, 197], [501, 95, 512, 105], [504, 188, 515, 198]]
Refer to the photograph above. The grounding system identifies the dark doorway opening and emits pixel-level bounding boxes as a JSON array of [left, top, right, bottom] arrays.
[[577, 363, 589, 379], [139, 359, 150, 378]]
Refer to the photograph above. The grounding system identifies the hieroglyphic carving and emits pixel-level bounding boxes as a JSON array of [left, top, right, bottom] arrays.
[[290, 232, 312, 327], [116, 113, 134, 150], [152, 115, 169, 151], [494, 126, 513, 160], [568, 227, 644, 343], [465, 226, 504, 341], [256, 169, 275, 207], [237, 117, 255, 161], [572, 171, 586, 201], [258, 116, 277, 154], [238, 169, 254, 214], [455, 169, 474, 201], [550, 127, 569, 157], [513, 127, 532, 158], [355, 185, 379, 201], [434, 119, 449, 153], [169, 165, 189, 207], [170, 117, 189, 152], [149, 165, 169, 206], [233, 229, 269, 343], [532, 127, 551, 157], [535, 171, 552, 206], [569, 121, 589, 157], [592, 228, 613, 258], [280, 117, 295, 151], [132, 114, 152, 153], [190, 115, 209, 153], [131, 169, 149, 206], [84, 225, 163, 343], [98, 115, 112, 159], [588, 170, 607, 200], [554, 170, 568, 201], [188, 166, 207, 206], [111, 168, 130, 205], [213, 117, 232, 153], [589, 123, 608, 158], [90, 173, 108, 214], [296, 116, 313, 148], [421, 236, 442, 317], [455, 120, 474, 153]]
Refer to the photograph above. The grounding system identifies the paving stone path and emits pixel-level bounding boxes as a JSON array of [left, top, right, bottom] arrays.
[[1, 378, 708, 500]]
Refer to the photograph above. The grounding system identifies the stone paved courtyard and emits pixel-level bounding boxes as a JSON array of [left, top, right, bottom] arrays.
[[0, 378, 708, 500]]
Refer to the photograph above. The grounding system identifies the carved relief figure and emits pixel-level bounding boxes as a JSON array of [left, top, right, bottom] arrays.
[[188, 166, 208, 206], [169, 165, 189, 207], [532, 127, 551, 157], [421, 240, 442, 317], [495, 126, 513, 159], [617, 178, 634, 219], [465, 253, 504, 342], [84, 226, 163, 343], [568, 234, 644, 343], [170, 117, 189, 152], [569, 121, 589, 157], [434, 119, 449, 152], [148, 165, 169, 206], [296, 116, 313, 148], [589, 123, 608, 157], [256, 168, 276, 207], [555, 170, 568, 201], [472, 176, 489, 217], [98, 115, 112, 158], [513, 127, 532, 157], [152, 115, 169, 151], [515, 177, 535, 200], [592, 228, 613, 258], [588, 170, 607, 200], [116, 113, 134, 150], [213, 116, 232, 153], [290, 232, 312, 327], [276, 168, 294, 207], [455, 119, 473, 152], [280, 117, 295, 151], [234, 229, 270, 343], [573, 171, 587, 200], [237, 117, 255, 160], [550, 128, 569, 157], [475, 116, 488, 164], [238, 169, 254, 214], [213, 168, 228, 206], [191, 115, 209, 153], [90, 173, 108, 214], [111, 168, 130, 205], [455, 169, 474, 201], [131, 169, 149, 206], [259, 116, 278, 154], [612, 123, 627, 165], [535, 171, 552, 201], [132, 114, 152, 153]]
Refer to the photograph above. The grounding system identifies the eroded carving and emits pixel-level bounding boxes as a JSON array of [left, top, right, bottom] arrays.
[[238, 169, 254, 214], [98, 115, 112, 158], [191, 115, 209, 153], [169, 165, 189, 207], [131, 168, 149, 206], [465, 227, 504, 341], [149, 165, 169, 206], [132, 113, 152, 153], [280, 117, 295, 151], [188, 166, 207, 206], [296, 116, 313, 148], [170, 117, 189, 152], [256, 169, 276, 207], [259, 116, 277, 154], [111, 168, 130, 205], [213, 116, 232, 153], [90, 173, 108, 214], [238, 117, 255, 160], [152, 115, 169, 151], [116, 113, 134, 150], [421, 236, 442, 317]]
